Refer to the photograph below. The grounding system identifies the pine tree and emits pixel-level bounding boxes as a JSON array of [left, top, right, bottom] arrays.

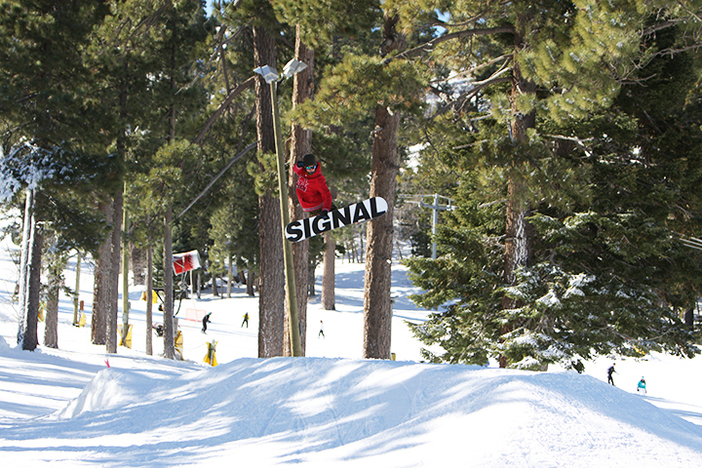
[[207, 165, 259, 299], [289, 1, 427, 358], [403, 4, 702, 368], [0, 0, 112, 350], [272, 0, 382, 354], [93, 0, 210, 357]]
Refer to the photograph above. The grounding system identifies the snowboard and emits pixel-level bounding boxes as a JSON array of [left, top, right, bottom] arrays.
[[285, 197, 388, 243]]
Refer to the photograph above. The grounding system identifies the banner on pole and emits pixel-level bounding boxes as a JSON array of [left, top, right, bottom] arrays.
[[173, 250, 201, 275]]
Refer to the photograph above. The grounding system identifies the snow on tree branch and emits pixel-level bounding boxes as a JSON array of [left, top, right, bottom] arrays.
[[0, 140, 59, 203]]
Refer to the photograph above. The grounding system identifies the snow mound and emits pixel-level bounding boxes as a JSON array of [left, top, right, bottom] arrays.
[[52, 357, 702, 467], [58, 368, 160, 419]]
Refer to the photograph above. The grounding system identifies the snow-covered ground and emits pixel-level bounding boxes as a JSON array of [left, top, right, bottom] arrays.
[[1, 218, 701, 466]]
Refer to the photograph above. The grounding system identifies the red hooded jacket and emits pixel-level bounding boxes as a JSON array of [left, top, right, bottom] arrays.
[[294, 163, 332, 213]]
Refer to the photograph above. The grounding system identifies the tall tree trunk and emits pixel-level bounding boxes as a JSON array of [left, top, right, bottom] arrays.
[[499, 47, 536, 368], [120, 205, 130, 347], [684, 308, 694, 329], [258, 194, 285, 357], [107, 73, 128, 354], [246, 270, 255, 297], [286, 25, 314, 356], [72, 251, 81, 325], [359, 230, 364, 263], [308, 260, 317, 297], [161, 33, 178, 359], [44, 237, 62, 349], [362, 14, 403, 360], [146, 245, 153, 356], [130, 244, 146, 286], [321, 186, 337, 310], [17, 187, 33, 347], [23, 220, 43, 351], [502, 171, 530, 293], [253, 24, 285, 358], [92, 200, 112, 345], [322, 231, 335, 310], [227, 253, 233, 298], [106, 188, 123, 354], [163, 205, 176, 359], [362, 104, 400, 359]]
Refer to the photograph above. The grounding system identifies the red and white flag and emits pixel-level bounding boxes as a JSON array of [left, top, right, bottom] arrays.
[[173, 250, 201, 275]]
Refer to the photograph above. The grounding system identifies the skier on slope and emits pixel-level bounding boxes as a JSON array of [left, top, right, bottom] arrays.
[[607, 363, 616, 386], [294, 153, 332, 217], [202, 312, 212, 334]]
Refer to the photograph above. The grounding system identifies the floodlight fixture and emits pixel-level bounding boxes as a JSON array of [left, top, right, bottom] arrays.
[[253, 65, 279, 84], [282, 58, 307, 80]]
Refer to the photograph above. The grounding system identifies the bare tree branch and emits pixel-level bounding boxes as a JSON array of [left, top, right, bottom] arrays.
[[193, 75, 255, 146], [431, 54, 512, 85], [178, 141, 257, 218], [429, 66, 512, 121], [542, 133, 595, 157]]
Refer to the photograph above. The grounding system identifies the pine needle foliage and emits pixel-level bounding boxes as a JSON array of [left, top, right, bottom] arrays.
[[403, 2, 702, 369]]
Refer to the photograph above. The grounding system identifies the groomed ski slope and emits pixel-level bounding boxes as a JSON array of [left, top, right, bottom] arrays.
[[0, 348, 700, 467], [0, 347, 702, 467], [1, 218, 702, 466]]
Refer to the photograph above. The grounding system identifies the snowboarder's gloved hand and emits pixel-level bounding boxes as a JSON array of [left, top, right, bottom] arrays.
[[321, 209, 329, 216], [296, 161, 304, 168]]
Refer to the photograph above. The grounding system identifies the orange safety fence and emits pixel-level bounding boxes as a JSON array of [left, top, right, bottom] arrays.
[[184, 308, 208, 322]]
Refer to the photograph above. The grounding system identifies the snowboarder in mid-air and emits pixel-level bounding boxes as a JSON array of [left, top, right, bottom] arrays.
[[607, 363, 616, 385], [294, 153, 332, 216], [286, 153, 387, 243], [202, 312, 212, 334]]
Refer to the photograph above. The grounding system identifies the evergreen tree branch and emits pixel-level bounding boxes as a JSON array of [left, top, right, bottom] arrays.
[[655, 42, 702, 57], [674, 2, 702, 24], [97, 1, 174, 57], [430, 54, 512, 85], [542, 134, 595, 157], [190, 25, 247, 93], [436, 8, 493, 29], [427, 54, 513, 120], [429, 76, 512, 120], [642, 19, 685, 37], [385, 25, 516, 63]]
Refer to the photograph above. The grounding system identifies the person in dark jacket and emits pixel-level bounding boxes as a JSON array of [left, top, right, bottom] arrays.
[[294, 153, 332, 216], [202, 312, 212, 334], [607, 363, 616, 385]]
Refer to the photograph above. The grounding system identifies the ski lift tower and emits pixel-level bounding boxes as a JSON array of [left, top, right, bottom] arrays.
[[680, 236, 702, 329], [420, 194, 453, 259]]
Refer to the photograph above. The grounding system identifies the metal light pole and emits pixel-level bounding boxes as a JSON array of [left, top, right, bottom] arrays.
[[420, 194, 453, 259], [254, 59, 307, 357]]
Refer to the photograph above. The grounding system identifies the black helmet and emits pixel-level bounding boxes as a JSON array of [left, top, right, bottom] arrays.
[[302, 153, 316, 167]]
